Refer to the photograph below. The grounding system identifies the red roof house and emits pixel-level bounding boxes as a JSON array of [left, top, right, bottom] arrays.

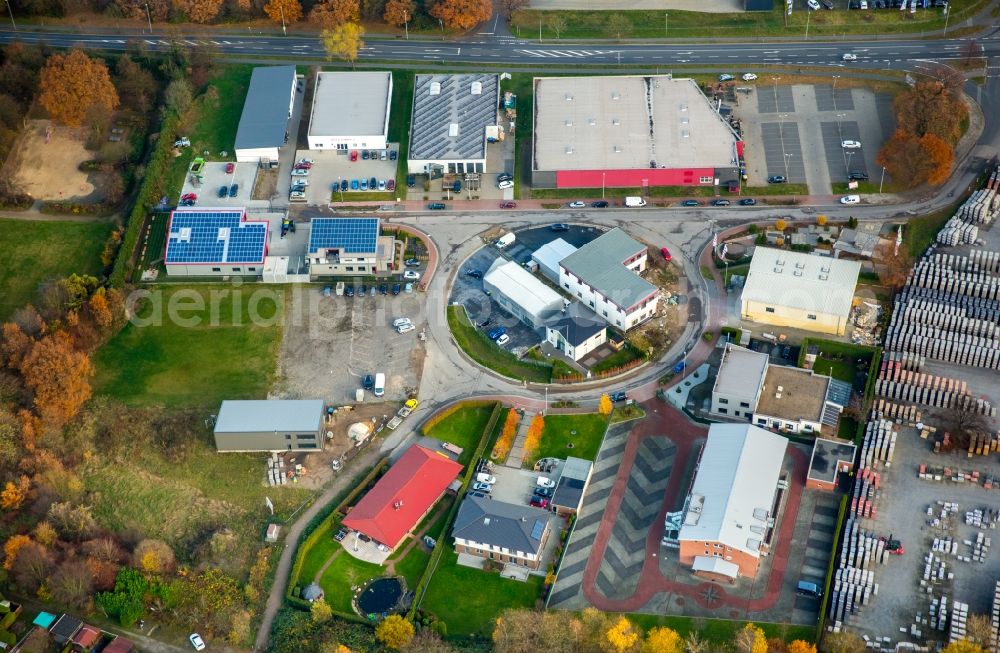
[[70, 625, 101, 652], [342, 445, 463, 549]]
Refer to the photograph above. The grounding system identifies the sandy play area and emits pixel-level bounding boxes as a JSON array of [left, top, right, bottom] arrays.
[[12, 120, 98, 201]]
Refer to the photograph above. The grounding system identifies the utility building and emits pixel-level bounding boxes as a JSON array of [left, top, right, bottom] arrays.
[[213, 399, 325, 452], [234, 66, 297, 162], [483, 259, 565, 332], [307, 71, 392, 151]]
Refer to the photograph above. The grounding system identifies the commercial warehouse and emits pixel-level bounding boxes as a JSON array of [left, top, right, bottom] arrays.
[[531, 75, 742, 190], [307, 71, 392, 151], [740, 248, 862, 336], [234, 66, 297, 163], [164, 208, 268, 277], [408, 73, 500, 176], [484, 259, 565, 332], [213, 399, 325, 452]]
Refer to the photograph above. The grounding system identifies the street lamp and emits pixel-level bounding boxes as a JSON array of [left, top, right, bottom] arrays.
[[879, 166, 886, 193], [403, 9, 409, 39], [846, 150, 855, 176], [602, 172, 606, 199], [144, 1, 152, 33], [783, 153, 792, 180], [337, 177, 344, 202], [943, 5, 949, 35], [664, 12, 668, 37], [778, 112, 788, 178], [3, 0, 15, 30]]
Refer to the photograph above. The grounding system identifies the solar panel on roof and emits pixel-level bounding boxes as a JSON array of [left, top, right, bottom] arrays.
[[530, 520, 545, 541], [165, 209, 267, 265], [307, 217, 379, 254]]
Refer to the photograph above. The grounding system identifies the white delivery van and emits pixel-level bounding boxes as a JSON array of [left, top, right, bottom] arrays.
[[374, 373, 385, 397], [625, 196, 647, 207], [497, 232, 516, 248]]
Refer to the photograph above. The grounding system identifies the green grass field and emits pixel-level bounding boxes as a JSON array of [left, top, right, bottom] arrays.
[[394, 545, 431, 590], [92, 285, 283, 407], [447, 305, 552, 383], [318, 551, 385, 615], [421, 549, 543, 637], [388, 71, 415, 195], [529, 413, 609, 466], [423, 404, 495, 464], [0, 219, 113, 320]]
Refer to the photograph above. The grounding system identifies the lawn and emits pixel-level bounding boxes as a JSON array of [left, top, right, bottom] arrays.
[[387, 70, 415, 195], [318, 551, 386, 616], [529, 413, 609, 466], [298, 532, 343, 586], [92, 285, 283, 407], [799, 338, 877, 391], [394, 544, 431, 590], [423, 404, 495, 464], [905, 203, 961, 258], [590, 342, 645, 374], [447, 305, 552, 383], [0, 219, 113, 320], [421, 549, 543, 637]]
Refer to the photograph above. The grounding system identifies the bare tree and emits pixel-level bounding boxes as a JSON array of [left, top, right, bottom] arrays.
[[965, 614, 996, 648], [821, 632, 866, 653], [938, 400, 992, 450], [500, 0, 528, 14], [963, 40, 984, 66], [685, 632, 708, 653]]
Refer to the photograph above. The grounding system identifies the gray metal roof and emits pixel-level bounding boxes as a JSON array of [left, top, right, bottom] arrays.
[[545, 302, 606, 346], [215, 399, 324, 434], [452, 495, 550, 555], [234, 66, 296, 151], [561, 456, 593, 481], [560, 228, 658, 310], [409, 74, 499, 162]]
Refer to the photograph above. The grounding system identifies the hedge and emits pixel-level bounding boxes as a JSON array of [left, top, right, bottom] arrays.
[[409, 401, 502, 618], [109, 110, 181, 287]]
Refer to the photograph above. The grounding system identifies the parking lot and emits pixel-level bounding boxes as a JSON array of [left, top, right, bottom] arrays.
[[275, 282, 425, 404], [737, 83, 895, 193], [179, 160, 258, 207], [293, 146, 401, 205]]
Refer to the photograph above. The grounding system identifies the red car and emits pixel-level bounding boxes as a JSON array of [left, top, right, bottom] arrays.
[[660, 247, 672, 261], [181, 193, 197, 201], [350, 150, 358, 162], [529, 497, 548, 509], [387, 179, 395, 191], [225, 162, 234, 174], [500, 201, 516, 209]]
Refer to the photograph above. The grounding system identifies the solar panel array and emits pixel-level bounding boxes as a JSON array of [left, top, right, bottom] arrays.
[[307, 217, 380, 254], [410, 74, 499, 161], [530, 519, 546, 542], [165, 209, 267, 265]]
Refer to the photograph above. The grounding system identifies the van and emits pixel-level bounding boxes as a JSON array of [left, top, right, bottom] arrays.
[[625, 196, 647, 208], [497, 233, 516, 249], [796, 581, 822, 598], [374, 373, 385, 397]]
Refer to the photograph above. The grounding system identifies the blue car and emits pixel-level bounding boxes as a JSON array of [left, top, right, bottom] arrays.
[[487, 327, 507, 341], [350, 179, 359, 190], [340, 179, 348, 192], [360, 179, 368, 191]]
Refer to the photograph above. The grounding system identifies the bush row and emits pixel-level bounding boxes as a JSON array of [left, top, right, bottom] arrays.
[[39, 201, 117, 216]]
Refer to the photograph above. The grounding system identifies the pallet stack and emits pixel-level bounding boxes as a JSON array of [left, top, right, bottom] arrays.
[[828, 566, 877, 623], [989, 581, 1000, 653], [949, 601, 970, 643]]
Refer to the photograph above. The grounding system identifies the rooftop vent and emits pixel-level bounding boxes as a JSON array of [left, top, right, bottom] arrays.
[[429, 81, 441, 96], [565, 145, 573, 154], [588, 118, 596, 126], [483, 517, 490, 525], [821, 265, 831, 273], [679, 103, 688, 112], [613, 145, 622, 153], [681, 130, 690, 138], [565, 93, 573, 101], [612, 91, 620, 100], [471, 81, 482, 95], [612, 118, 621, 126], [681, 116, 689, 124], [773, 267, 783, 273], [796, 262, 805, 269], [819, 274, 829, 280], [565, 119, 573, 127], [793, 270, 803, 277], [448, 123, 459, 137], [776, 259, 785, 266]]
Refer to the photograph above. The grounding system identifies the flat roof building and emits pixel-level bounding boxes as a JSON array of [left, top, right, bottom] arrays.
[[213, 399, 325, 452], [306, 217, 395, 278], [408, 74, 499, 176], [740, 248, 861, 336], [307, 71, 392, 151], [484, 259, 565, 332], [807, 437, 857, 491], [559, 228, 658, 331], [710, 343, 770, 420], [532, 238, 577, 283], [234, 66, 297, 162], [678, 423, 788, 581], [532, 76, 742, 189], [164, 209, 268, 277]]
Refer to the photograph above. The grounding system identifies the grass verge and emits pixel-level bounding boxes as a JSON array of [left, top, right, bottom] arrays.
[[423, 404, 497, 465], [529, 413, 609, 466], [447, 305, 552, 383]]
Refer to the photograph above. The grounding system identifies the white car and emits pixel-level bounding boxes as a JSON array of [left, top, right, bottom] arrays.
[[842, 140, 862, 149], [403, 270, 421, 280], [807, 0, 820, 8], [537, 476, 556, 489], [497, 179, 513, 190], [291, 169, 310, 176], [718, 74, 735, 82], [742, 73, 758, 81], [842, 53, 858, 61], [840, 195, 861, 205], [392, 317, 411, 328], [174, 137, 191, 148], [397, 323, 415, 334], [496, 334, 510, 346], [568, 201, 586, 208], [189, 634, 206, 651]]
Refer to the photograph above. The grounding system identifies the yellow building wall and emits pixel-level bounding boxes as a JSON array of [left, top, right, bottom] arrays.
[[740, 299, 847, 336]]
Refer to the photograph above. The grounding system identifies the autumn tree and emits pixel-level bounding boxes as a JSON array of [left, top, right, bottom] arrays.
[[50, 559, 94, 610], [684, 632, 707, 653], [735, 624, 768, 653], [789, 641, 818, 653], [607, 13, 630, 39], [405, 629, 451, 653], [134, 539, 176, 575], [492, 409, 520, 460], [33, 521, 58, 546], [820, 632, 865, 653], [877, 130, 953, 189], [376, 615, 415, 650], [48, 502, 98, 541], [938, 401, 992, 450], [604, 616, 640, 653], [921, 133, 954, 185], [501, 0, 528, 14], [1, 322, 34, 369], [38, 50, 119, 128], [21, 331, 94, 427], [171, 0, 224, 23], [643, 627, 683, 653], [941, 641, 985, 653], [3, 534, 31, 570], [523, 412, 544, 459], [264, 0, 303, 23], [0, 475, 29, 510], [311, 0, 361, 27], [964, 615, 996, 648], [598, 393, 613, 416], [382, 0, 414, 25], [311, 598, 333, 623], [875, 244, 913, 290], [775, 218, 787, 231], [114, 55, 157, 114], [893, 81, 966, 146], [429, 0, 492, 30], [11, 540, 52, 593], [816, 215, 827, 226], [322, 23, 365, 68], [228, 609, 252, 645]]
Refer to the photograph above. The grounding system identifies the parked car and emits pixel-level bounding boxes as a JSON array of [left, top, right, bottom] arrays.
[[710, 199, 731, 206], [767, 175, 787, 184], [476, 472, 497, 484], [718, 74, 735, 82], [350, 150, 358, 161], [567, 201, 586, 208], [397, 324, 415, 334], [537, 476, 556, 489], [217, 185, 228, 198], [404, 282, 414, 293], [610, 391, 627, 402], [469, 491, 487, 499], [739, 198, 757, 206], [840, 195, 861, 204], [497, 180, 513, 190], [842, 53, 858, 61], [225, 162, 235, 174], [403, 270, 421, 280], [387, 179, 395, 191], [427, 203, 446, 210], [360, 179, 369, 190], [466, 269, 483, 278], [369, 176, 377, 189], [334, 528, 348, 541], [407, 174, 416, 188], [380, 150, 387, 160], [529, 497, 549, 509], [173, 137, 191, 148], [351, 179, 359, 190], [390, 150, 397, 161], [359, 284, 367, 296], [181, 192, 197, 203], [179, 197, 196, 207], [842, 140, 862, 149], [472, 482, 492, 493], [228, 184, 238, 198], [362, 150, 370, 160], [291, 168, 310, 176], [680, 199, 701, 206], [549, 223, 569, 231], [591, 200, 609, 208], [391, 283, 401, 295], [363, 374, 374, 390], [405, 258, 421, 267], [533, 486, 554, 498], [496, 334, 510, 346], [500, 201, 516, 209], [497, 172, 513, 183], [742, 73, 758, 81], [189, 634, 206, 651], [379, 284, 388, 295], [807, 0, 820, 9], [848, 171, 869, 180], [345, 286, 355, 297], [660, 247, 672, 261], [487, 327, 506, 341], [378, 179, 386, 191]]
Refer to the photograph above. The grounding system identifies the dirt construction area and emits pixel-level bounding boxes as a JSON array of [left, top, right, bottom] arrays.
[[11, 120, 101, 201], [274, 284, 425, 404]]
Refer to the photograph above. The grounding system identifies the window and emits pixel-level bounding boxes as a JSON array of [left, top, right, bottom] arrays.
[[616, 320, 622, 326], [718, 408, 728, 414], [603, 311, 608, 317], [358, 266, 366, 272], [740, 402, 750, 408], [804, 424, 814, 432], [765, 307, 775, 313], [733, 411, 740, 417], [589, 301, 595, 308], [757, 418, 766, 425], [718, 398, 729, 405], [232, 267, 241, 272], [212, 267, 221, 272], [336, 143, 347, 150], [346, 266, 353, 272], [807, 314, 817, 320], [284, 434, 292, 440], [564, 283, 570, 289]]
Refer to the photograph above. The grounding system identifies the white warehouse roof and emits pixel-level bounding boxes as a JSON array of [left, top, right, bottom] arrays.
[[679, 423, 787, 558], [532, 238, 577, 271], [484, 259, 563, 317], [713, 343, 769, 398], [215, 399, 324, 434], [308, 71, 391, 139], [741, 248, 861, 318]]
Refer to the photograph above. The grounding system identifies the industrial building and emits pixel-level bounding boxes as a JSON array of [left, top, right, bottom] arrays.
[[343, 445, 463, 550], [544, 302, 607, 362], [559, 228, 658, 330], [452, 495, 552, 570], [164, 208, 268, 277], [307, 71, 392, 151], [483, 259, 565, 332], [710, 343, 770, 419], [807, 437, 857, 491], [678, 423, 788, 582], [531, 76, 742, 190], [306, 217, 396, 278], [532, 238, 577, 283], [234, 66, 298, 163], [740, 248, 862, 336], [408, 74, 500, 176], [213, 399, 325, 452]]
